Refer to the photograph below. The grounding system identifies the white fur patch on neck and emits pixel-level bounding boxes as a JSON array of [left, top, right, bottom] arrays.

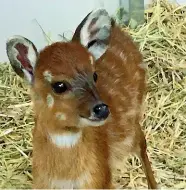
[[49, 131, 82, 148]]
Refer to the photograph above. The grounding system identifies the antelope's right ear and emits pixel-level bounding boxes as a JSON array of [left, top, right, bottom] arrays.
[[6, 35, 38, 84], [72, 9, 112, 60]]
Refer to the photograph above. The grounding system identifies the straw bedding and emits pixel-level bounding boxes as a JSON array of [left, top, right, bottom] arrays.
[[0, 0, 186, 188]]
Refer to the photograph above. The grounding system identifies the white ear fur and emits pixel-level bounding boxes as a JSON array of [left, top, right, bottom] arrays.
[[79, 9, 112, 60], [6, 35, 38, 84]]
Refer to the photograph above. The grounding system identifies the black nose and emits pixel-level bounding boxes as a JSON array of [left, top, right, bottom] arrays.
[[93, 103, 110, 120]]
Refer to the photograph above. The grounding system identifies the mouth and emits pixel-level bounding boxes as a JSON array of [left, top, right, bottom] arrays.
[[79, 115, 108, 127], [80, 115, 105, 122]]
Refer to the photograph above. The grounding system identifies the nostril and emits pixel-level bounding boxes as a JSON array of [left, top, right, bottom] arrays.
[[93, 103, 110, 120]]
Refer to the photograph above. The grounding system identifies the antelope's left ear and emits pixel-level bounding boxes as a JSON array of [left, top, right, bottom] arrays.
[[72, 9, 112, 60], [6, 35, 38, 84]]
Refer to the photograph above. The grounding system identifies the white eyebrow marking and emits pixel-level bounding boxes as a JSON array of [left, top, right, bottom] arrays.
[[46, 94, 54, 108], [56, 112, 66, 121], [49, 131, 82, 148], [43, 70, 52, 82]]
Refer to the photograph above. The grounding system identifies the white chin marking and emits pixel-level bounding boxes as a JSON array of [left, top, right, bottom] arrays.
[[49, 132, 82, 148], [78, 117, 106, 127]]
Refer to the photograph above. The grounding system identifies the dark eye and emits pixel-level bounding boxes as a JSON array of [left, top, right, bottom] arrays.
[[93, 72, 98, 82], [51, 81, 68, 94]]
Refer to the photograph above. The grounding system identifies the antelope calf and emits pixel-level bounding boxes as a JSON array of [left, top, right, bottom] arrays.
[[6, 9, 157, 189]]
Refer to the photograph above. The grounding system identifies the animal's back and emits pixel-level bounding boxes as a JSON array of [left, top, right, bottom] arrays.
[[70, 11, 157, 188], [96, 25, 146, 163]]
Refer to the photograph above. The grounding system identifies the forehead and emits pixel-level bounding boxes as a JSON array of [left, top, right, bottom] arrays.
[[35, 42, 94, 78]]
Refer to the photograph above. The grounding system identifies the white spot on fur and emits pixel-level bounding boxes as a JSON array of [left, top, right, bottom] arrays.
[[125, 109, 138, 117], [49, 131, 82, 148], [46, 94, 54, 108], [119, 51, 127, 62], [78, 117, 107, 127], [113, 78, 120, 84], [89, 55, 94, 65], [43, 70, 52, 82], [56, 112, 66, 120], [118, 107, 124, 112], [51, 171, 92, 188], [133, 71, 141, 80], [122, 135, 134, 147]]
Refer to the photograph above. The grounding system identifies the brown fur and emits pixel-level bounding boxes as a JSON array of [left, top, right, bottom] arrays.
[[30, 24, 158, 188], [72, 19, 158, 188], [7, 19, 158, 189], [31, 43, 113, 188], [91, 26, 157, 188]]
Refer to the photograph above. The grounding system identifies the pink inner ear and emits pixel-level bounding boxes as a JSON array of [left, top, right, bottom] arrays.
[[88, 18, 100, 40], [88, 17, 98, 30], [15, 43, 33, 73]]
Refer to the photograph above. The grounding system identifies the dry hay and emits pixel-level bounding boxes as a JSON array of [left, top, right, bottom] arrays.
[[0, 0, 186, 188]]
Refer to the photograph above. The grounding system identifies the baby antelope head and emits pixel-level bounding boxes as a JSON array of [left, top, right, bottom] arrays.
[[6, 9, 112, 131], [71, 69, 110, 126]]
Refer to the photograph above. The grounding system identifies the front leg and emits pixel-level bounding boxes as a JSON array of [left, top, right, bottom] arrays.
[[136, 126, 158, 189]]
